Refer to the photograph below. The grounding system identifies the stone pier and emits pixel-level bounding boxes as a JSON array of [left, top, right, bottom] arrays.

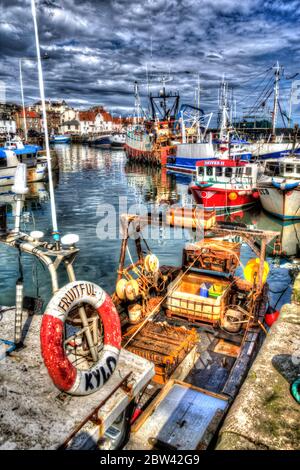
[[216, 275, 300, 450]]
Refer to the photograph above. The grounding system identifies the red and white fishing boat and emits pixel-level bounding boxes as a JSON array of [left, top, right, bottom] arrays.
[[189, 159, 260, 210]]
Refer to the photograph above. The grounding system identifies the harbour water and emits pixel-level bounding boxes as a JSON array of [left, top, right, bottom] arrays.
[[0, 145, 296, 311]]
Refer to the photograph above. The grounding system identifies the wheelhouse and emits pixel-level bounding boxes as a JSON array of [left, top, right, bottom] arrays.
[[196, 160, 256, 182], [264, 159, 300, 179]]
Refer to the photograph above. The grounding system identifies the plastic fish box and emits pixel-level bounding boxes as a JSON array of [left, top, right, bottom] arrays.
[[165, 271, 230, 324]]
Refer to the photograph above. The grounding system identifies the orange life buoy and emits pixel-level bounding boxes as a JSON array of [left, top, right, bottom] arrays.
[[40, 281, 121, 396]]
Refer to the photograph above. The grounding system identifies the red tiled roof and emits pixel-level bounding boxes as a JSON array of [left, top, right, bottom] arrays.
[[18, 109, 40, 119], [101, 110, 113, 122], [79, 110, 96, 122], [91, 106, 113, 122]]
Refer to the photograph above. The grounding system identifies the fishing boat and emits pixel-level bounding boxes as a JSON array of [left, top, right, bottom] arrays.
[[125, 81, 179, 166], [251, 139, 298, 160], [166, 79, 252, 175], [112, 213, 278, 449], [88, 134, 112, 148], [1, 135, 59, 172], [189, 159, 260, 211], [257, 157, 300, 219], [50, 134, 71, 144], [0, 148, 47, 186], [167, 138, 252, 175]]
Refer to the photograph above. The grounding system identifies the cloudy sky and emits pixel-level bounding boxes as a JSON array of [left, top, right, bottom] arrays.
[[1, 0, 300, 124]]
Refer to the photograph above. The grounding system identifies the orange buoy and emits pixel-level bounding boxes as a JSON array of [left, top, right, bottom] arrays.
[[228, 192, 238, 201]]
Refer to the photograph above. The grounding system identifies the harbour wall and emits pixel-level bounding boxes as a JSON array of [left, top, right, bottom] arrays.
[[216, 274, 300, 450]]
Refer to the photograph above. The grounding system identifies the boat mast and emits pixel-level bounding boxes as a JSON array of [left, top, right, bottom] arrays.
[[219, 77, 228, 141], [272, 61, 281, 136], [196, 74, 201, 142], [134, 81, 141, 124], [288, 82, 293, 128], [19, 59, 28, 142], [31, 0, 59, 242], [181, 110, 186, 143]]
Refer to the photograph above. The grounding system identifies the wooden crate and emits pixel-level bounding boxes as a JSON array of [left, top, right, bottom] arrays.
[[125, 322, 199, 384], [165, 271, 231, 325], [183, 239, 240, 274]]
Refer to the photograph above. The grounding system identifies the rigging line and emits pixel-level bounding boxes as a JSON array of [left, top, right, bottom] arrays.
[[243, 72, 274, 110], [246, 87, 274, 119], [235, 69, 273, 106], [246, 76, 274, 115], [235, 67, 273, 88], [278, 100, 287, 128]]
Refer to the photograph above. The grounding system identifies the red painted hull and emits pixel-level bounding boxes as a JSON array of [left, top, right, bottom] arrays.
[[190, 185, 256, 210], [125, 144, 153, 159]]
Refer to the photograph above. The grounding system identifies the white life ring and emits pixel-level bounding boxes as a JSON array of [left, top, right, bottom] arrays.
[[40, 281, 121, 396]]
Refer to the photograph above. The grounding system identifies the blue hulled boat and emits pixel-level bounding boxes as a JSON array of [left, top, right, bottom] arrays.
[[50, 134, 71, 144]]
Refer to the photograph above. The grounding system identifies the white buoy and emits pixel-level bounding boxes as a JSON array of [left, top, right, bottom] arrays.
[[12, 162, 28, 234], [61, 234, 79, 246], [30, 230, 44, 240]]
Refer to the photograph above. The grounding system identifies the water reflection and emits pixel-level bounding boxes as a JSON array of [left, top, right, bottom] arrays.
[[0, 145, 298, 312]]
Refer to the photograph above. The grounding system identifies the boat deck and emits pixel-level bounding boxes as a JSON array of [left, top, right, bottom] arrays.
[[125, 311, 262, 450], [0, 307, 154, 450]]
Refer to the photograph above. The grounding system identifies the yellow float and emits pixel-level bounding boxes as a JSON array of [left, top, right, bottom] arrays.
[[244, 258, 269, 285], [116, 278, 127, 300], [125, 279, 139, 301], [144, 254, 159, 273]]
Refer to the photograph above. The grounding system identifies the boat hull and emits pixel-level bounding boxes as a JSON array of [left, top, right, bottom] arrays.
[[258, 185, 300, 219], [251, 142, 300, 159], [50, 136, 71, 144], [89, 136, 111, 148], [189, 185, 256, 210], [0, 162, 47, 187]]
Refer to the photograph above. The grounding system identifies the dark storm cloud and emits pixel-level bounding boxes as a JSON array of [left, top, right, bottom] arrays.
[[1, 0, 300, 120]]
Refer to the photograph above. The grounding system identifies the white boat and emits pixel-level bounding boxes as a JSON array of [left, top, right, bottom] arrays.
[[0, 149, 47, 186], [2, 135, 59, 171], [111, 133, 126, 148], [250, 139, 298, 160], [50, 134, 71, 144], [257, 157, 300, 219]]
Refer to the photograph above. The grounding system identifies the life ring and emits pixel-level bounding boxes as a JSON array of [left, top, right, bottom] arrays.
[[40, 281, 121, 396]]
